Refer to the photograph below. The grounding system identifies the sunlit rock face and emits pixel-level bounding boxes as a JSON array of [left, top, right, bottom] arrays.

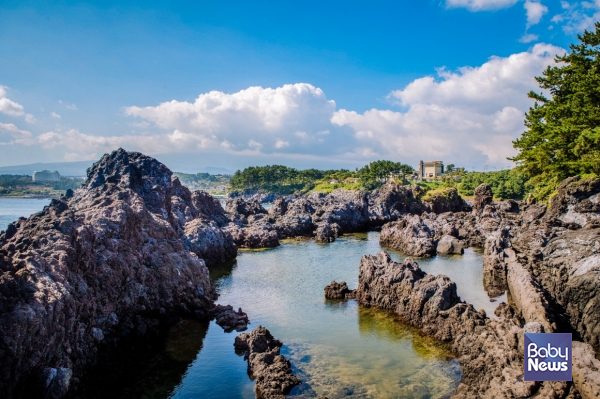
[[0, 149, 237, 398]]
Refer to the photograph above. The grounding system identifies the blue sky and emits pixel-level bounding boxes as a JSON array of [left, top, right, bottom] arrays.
[[1, 0, 598, 172]]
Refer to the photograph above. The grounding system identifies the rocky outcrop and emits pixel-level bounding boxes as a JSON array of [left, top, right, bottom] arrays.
[[228, 189, 278, 204], [379, 215, 436, 257], [314, 222, 341, 243], [211, 304, 249, 332], [423, 187, 470, 214], [234, 326, 300, 399], [352, 251, 578, 398], [224, 222, 280, 248], [323, 281, 355, 299], [368, 182, 425, 225], [473, 183, 493, 211], [482, 228, 509, 297], [0, 149, 237, 398]]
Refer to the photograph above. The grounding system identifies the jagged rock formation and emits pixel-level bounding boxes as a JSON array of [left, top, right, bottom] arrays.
[[473, 183, 493, 211], [352, 251, 581, 398], [379, 215, 437, 257], [234, 326, 300, 399], [0, 149, 238, 398], [323, 281, 355, 299], [211, 304, 249, 332]]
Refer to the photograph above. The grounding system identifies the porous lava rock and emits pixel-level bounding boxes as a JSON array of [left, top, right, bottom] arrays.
[[379, 215, 436, 257], [211, 304, 249, 332], [473, 183, 493, 212], [324, 281, 355, 299], [0, 149, 237, 398], [234, 326, 300, 399]]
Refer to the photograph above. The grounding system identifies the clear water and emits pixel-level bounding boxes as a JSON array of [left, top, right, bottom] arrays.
[[0, 197, 49, 231], [133, 232, 499, 399], [0, 199, 500, 399]]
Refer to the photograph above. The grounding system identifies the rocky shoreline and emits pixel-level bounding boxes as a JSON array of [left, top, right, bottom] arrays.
[[323, 177, 600, 398], [1, 148, 599, 398]]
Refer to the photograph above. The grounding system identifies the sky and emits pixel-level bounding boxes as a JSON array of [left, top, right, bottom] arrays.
[[0, 0, 599, 172]]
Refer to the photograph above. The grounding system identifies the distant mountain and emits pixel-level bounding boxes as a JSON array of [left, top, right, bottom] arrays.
[[0, 161, 94, 177], [197, 166, 234, 175]]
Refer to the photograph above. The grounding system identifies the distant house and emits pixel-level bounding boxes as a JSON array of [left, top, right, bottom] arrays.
[[32, 170, 60, 182], [328, 179, 339, 184], [417, 161, 444, 181]]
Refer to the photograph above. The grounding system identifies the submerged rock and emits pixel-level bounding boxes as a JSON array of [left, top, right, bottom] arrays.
[[234, 326, 301, 399], [0, 149, 236, 398], [211, 304, 249, 332]]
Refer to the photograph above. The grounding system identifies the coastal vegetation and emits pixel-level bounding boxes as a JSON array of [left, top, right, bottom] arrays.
[[511, 22, 600, 200], [173, 172, 231, 192], [0, 174, 85, 197]]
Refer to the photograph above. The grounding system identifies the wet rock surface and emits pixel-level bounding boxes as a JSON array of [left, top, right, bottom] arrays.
[[323, 281, 355, 300], [211, 304, 249, 332], [0, 149, 238, 398], [352, 251, 579, 398], [234, 326, 301, 399]]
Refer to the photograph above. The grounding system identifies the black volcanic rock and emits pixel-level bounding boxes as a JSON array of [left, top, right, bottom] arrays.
[[0, 149, 237, 398]]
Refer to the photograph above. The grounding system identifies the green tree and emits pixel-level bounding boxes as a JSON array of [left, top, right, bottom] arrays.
[[512, 23, 600, 199]]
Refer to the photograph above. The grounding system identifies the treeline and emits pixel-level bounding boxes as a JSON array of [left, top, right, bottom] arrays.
[[456, 170, 528, 199], [229, 160, 415, 194], [229, 165, 341, 194]]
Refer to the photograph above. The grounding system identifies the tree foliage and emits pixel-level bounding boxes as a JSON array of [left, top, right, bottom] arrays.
[[458, 169, 528, 199], [512, 23, 600, 199]]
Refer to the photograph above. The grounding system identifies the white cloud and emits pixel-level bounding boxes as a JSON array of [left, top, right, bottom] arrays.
[[0, 86, 25, 116], [25, 114, 36, 124], [0, 123, 34, 145], [51, 112, 61, 119], [520, 33, 539, 42], [445, 0, 519, 11], [0, 46, 567, 170], [124, 83, 338, 153], [332, 43, 565, 168], [552, 1, 600, 32], [525, 1, 549, 27]]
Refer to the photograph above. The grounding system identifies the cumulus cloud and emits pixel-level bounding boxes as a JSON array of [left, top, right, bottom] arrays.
[[51, 112, 61, 119], [0, 123, 34, 145], [0, 86, 25, 116], [445, 0, 519, 11], [124, 83, 340, 154], [525, 0, 549, 27], [1, 45, 567, 169], [332, 43, 565, 168]]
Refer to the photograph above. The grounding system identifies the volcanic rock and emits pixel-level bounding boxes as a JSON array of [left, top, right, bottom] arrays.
[[234, 326, 301, 399], [324, 281, 355, 299], [211, 304, 249, 332], [379, 215, 436, 257], [473, 183, 493, 212], [0, 149, 234, 398], [436, 234, 464, 255]]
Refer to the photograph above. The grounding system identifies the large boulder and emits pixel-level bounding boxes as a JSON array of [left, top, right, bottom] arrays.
[[436, 234, 464, 255]]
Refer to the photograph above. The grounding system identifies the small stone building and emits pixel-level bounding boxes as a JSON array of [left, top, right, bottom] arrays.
[[32, 170, 60, 182], [417, 161, 444, 181]]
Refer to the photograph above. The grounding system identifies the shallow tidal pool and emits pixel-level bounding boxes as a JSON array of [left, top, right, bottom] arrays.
[[117, 231, 505, 399]]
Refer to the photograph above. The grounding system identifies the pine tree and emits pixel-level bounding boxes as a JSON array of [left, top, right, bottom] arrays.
[[512, 22, 600, 199]]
